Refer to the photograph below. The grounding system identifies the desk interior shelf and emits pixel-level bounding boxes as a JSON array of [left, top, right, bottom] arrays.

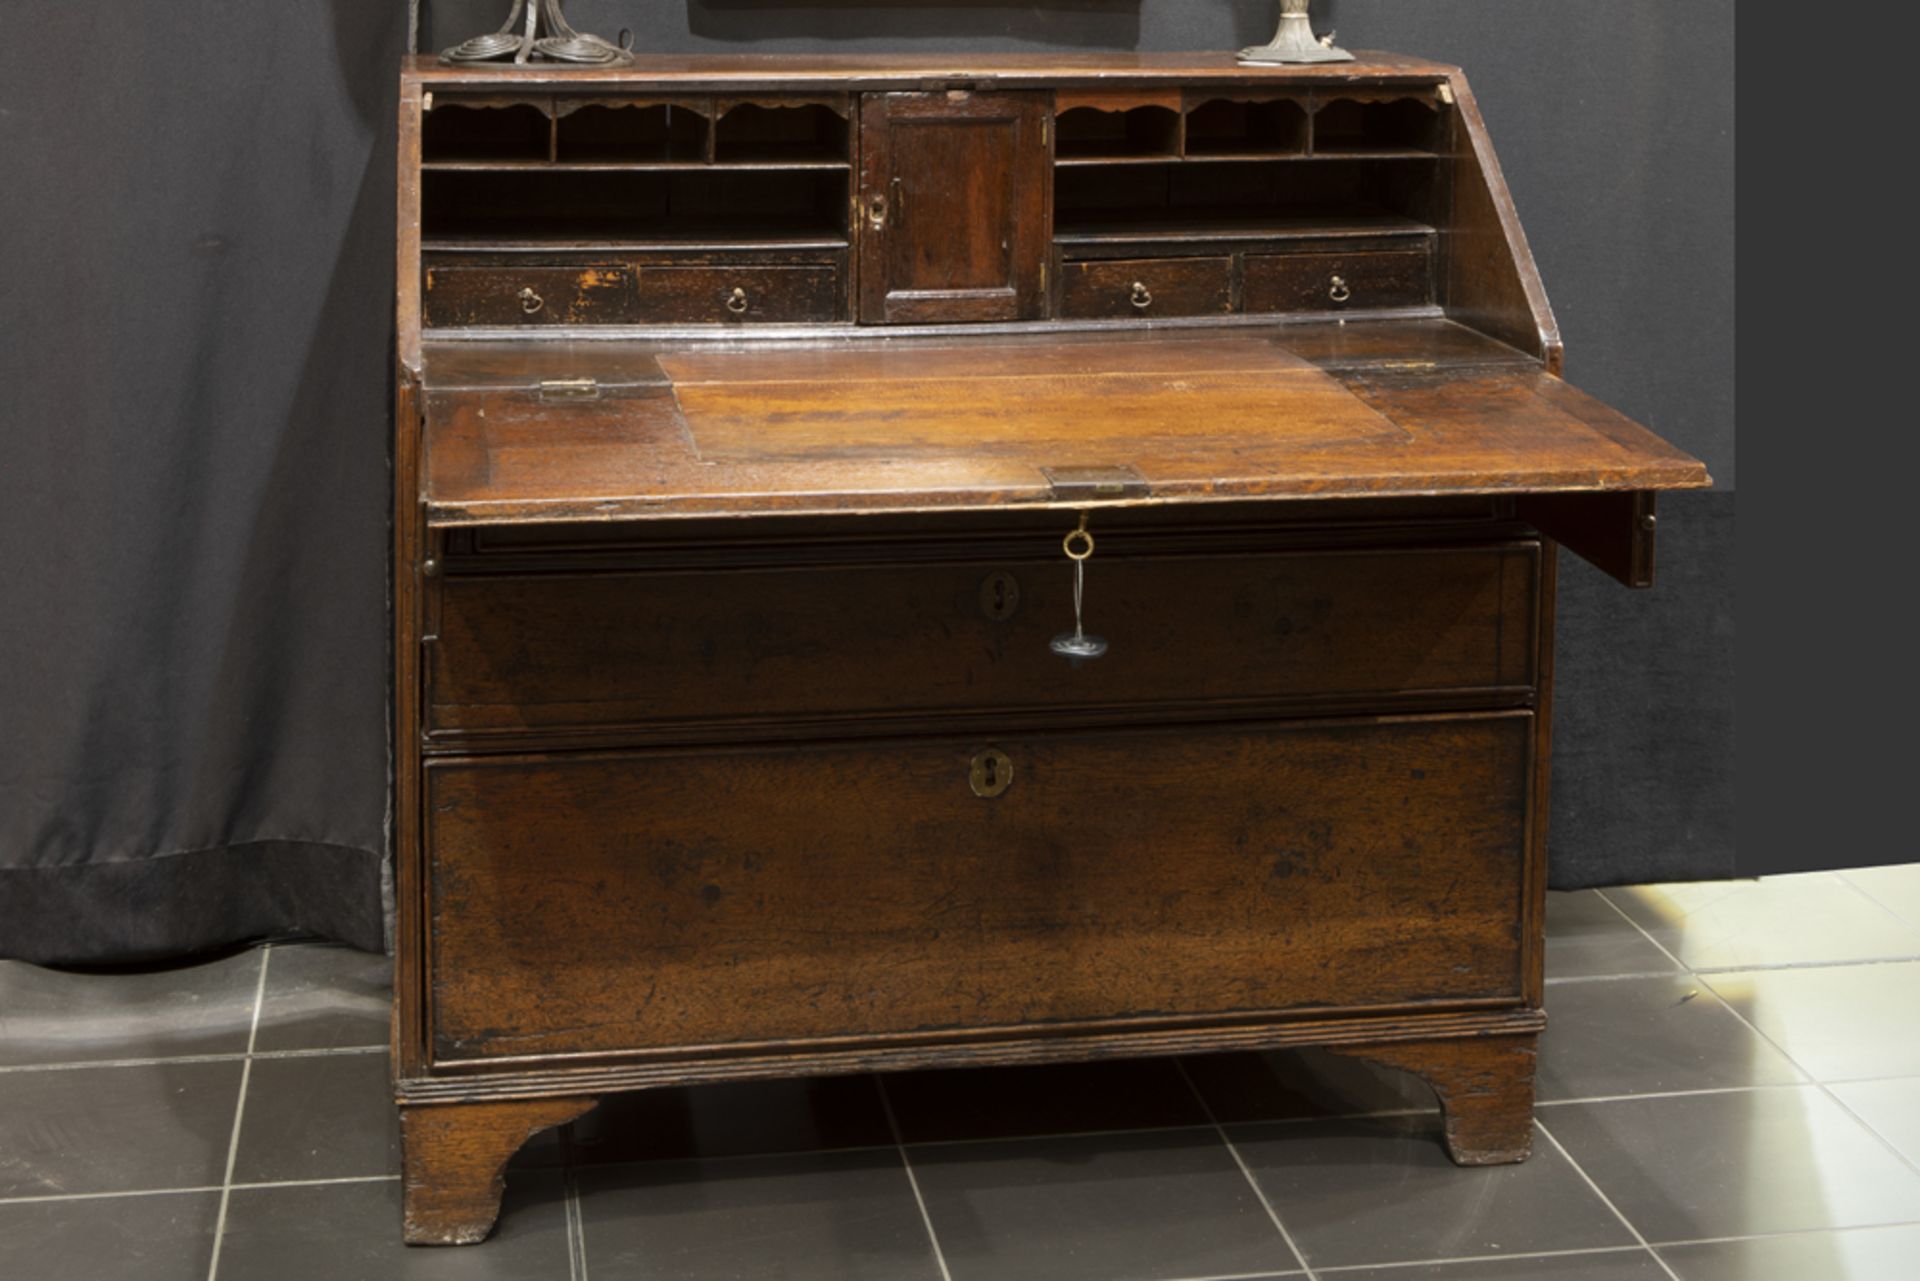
[[554, 99, 709, 163]]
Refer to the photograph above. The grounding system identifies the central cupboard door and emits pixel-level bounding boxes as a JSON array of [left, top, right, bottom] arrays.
[[858, 91, 1050, 323]]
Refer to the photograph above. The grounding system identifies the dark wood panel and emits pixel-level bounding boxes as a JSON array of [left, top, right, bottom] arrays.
[[426, 713, 1533, 1062], [1438, 75, 1562, 371], [419, 331, 1711, 526], [407, 51, 1460, 92], [413, 320, 1530, 388], [634, 263, 841, 323], [424, 264, 633, 327], [1058, 256, 1233, 319], [428, 544, 1537, 739], [1517, 490, 1658, 589], [858, 91, 1049, 323], [1244, 248, 1431, 313]]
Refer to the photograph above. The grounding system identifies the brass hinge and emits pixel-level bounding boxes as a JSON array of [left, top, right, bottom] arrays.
[[539, 377, 599, 400], [1040, 117, 1050, 148], [1436, 82, 1455, 106], [1043, 464, 1148, 501]]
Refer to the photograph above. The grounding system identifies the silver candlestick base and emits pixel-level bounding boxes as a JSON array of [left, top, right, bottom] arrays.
[[441, 0, 633, 66], [1239, 0, 1354, 65]]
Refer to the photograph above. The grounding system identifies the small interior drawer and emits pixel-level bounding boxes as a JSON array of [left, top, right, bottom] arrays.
[[423, 264, 632, 327], [1058, 256, 1233, 319], [633, 263, 840, 323], [1243, 248, 1432, 313]]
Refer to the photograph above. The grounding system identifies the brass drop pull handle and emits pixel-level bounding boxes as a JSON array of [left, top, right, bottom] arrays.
[[725, 287, 749, 315], [1129, 281, 1153, 311], [1328, 275, 1351, 303], [970, 749, 1013, 798], [518, 286, 545, 315]]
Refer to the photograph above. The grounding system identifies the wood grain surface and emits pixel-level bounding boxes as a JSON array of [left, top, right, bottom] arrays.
[[428, 542, 1536, 741], [420, 329, 1707, 525], [425, 713, 1533, 1062]]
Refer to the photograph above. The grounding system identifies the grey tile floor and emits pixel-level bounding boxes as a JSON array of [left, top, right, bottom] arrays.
[[2, 866, 1918, 1280]]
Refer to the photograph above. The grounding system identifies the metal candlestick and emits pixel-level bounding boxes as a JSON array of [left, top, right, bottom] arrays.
[[441, 0, 633, 66], [1239, 0, 1354, 65]]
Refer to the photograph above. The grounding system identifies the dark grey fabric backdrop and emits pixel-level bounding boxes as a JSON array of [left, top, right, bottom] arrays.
[[0, 1, 1733, 964]]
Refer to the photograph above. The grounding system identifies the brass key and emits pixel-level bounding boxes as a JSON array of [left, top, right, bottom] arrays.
[[1050, 512, 1108, 662]]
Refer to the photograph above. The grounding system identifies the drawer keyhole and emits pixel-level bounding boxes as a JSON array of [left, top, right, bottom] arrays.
[[970, 749, 1013, 798], [979, 570, 1021, 621]]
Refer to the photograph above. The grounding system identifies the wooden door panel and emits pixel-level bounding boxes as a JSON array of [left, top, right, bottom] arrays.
[[859, 91, 1049, 323]]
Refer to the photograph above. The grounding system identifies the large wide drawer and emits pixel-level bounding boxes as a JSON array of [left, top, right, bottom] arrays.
[[427, 543, 1538, 742], [425, 712, 1533, 1063]]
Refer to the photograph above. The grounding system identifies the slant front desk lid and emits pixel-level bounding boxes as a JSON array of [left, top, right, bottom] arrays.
[[419, 321, 1709, 527]]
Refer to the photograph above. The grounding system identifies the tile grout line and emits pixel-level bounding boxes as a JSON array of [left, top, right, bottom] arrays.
[[873, 1074, 955, 1281], [1532, 1118, 1682, 1281], [560, 1123, 588, 1281], [1544, 969, 1690, 986], [1596, 889, 1920, 1180], [0, 1175, 403, 1209], [1173, 1058, 1321, 1281], [230, 1174, 397, 1190], [1821, 1083, 1920, 1181], [1693, 967, 1920, 1183], [1042, 1224, 1920, 1279], [1590, 886, 1920, 976], [1314, 1243, 1653, 1274], [1537, 1083, 1810, 1108], [1132, 1270, 1305, 1281], [1650, 1222, 1920, 1249], [0, 1043, 387, 1075], [0, 1185, 226, 1207], [1686, 954, 1920, 976], [205, 945, 270, 1281], [1834, 868, 1920, 936], [1584, 891, 1887, 1272]]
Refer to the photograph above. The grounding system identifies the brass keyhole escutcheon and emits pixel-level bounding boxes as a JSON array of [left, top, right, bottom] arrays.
[[970, 749, 1013, 798], [979, 570, 1021, 621]]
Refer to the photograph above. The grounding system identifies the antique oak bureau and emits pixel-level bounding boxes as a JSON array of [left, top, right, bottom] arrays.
[[391, 52, 1708, 1243]]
